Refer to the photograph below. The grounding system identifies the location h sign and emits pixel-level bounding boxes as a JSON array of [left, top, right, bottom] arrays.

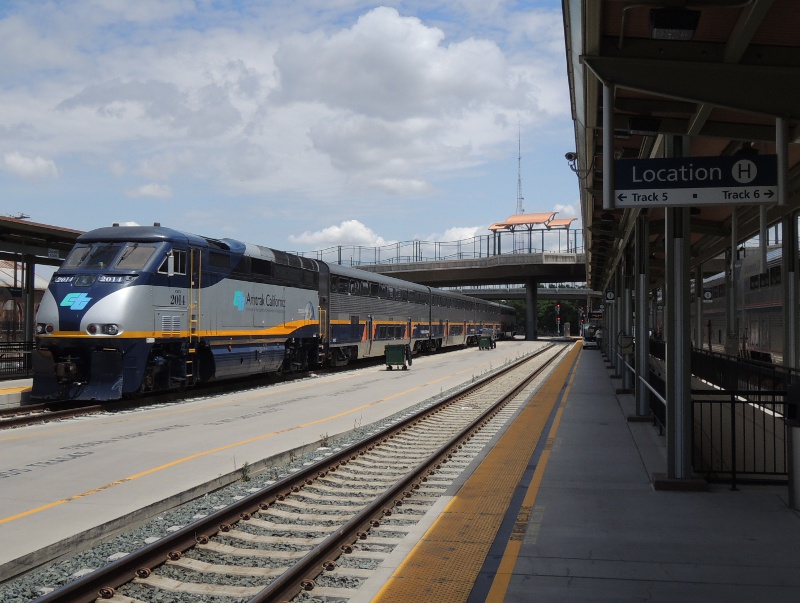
[[615, 155, 777, 207]]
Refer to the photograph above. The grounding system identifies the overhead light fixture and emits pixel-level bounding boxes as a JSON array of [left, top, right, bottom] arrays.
[[650, 8, 700, 41], [628, 117, 661, 136]]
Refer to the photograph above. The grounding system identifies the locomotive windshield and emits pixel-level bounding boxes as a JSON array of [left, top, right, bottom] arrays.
[[60, 242, 159, 271]]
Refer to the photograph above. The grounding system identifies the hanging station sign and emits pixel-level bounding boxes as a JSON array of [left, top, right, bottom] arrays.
[[614, 155, 778, 207]]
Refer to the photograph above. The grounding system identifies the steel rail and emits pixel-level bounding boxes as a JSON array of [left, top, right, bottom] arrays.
[[249, 345, 565, 603], [32, 343, 558, 603]]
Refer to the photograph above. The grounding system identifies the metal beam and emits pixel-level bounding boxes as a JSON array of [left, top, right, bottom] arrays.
[[583, 56, 800, 119]]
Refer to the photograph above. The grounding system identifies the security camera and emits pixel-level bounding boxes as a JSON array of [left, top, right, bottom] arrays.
[[565, 152, 577, 162]]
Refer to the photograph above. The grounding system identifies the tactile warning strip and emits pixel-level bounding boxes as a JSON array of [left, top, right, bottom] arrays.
[[371, 343, 581, 603]]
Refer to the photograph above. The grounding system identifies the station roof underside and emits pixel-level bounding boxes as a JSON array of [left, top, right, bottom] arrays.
[[0, 216, 81, 267], [564, 0, 800, 291]]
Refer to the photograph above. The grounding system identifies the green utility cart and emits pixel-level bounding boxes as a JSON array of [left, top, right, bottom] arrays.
[[385, 344, 412, 370], [478, 335, 494, 350]]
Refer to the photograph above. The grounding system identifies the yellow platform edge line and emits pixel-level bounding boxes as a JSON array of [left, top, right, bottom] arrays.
[[371, 342, 582, 603], [484, 351, 578, 602]]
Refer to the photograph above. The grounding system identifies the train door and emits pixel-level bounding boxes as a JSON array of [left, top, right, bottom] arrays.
[[155, 248, 190, 337], [350, 315, 362, 357], [366, 316, 373, 356]]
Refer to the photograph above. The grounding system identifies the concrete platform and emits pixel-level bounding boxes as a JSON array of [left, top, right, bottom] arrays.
[[0, 379, 31, 408], [0, 341, 549, 581], [364, 344, 800, 602], [497, 348, 800, 601]]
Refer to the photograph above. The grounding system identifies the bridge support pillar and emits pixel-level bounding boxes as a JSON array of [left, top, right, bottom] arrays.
[[525, 278, 538, 340]]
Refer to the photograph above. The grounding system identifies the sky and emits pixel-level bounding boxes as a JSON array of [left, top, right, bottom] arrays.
[[0, 0, 579, 254]]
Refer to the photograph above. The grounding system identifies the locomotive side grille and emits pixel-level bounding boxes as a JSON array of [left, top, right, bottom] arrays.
[[161, 315, 182, 333]]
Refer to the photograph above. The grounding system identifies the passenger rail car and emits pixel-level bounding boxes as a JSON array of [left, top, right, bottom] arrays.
[[694, 246, 782, 361], [32, 224, 515, 401]]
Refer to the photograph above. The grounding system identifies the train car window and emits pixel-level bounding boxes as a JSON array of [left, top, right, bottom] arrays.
[[350, 280, 359, 295], [85, 243, 124, 270], [157, 249, 187, 275], [371, 282, 379, 297], [210, 251, 229, 269], [361, 280, 369, 296], [402, 289, 408, 302], [339, 278, 349, 294], [62, 245, 91, 269], [388, 287, 394, 300], [380, 284, 387, 298], [760, 273, 769, 287], [770, 265, 781, 285], [749, 275, 759, 290]]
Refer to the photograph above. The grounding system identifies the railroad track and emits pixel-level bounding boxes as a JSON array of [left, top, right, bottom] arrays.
[[32, 342, 569, 603]]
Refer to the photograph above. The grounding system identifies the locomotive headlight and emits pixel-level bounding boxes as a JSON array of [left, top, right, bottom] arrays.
[[87, 323, 121, 335], [36, 323, 54, 335]]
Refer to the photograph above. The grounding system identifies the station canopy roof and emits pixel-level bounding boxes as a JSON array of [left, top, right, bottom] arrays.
[[0, 216, 81, 266], [489, 212, 575, 232], [563, 0, 800, 290]]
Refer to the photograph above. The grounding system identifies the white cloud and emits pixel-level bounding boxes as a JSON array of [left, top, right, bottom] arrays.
[[1, 152, 59, 179], [126, 183, 172, 198], [554, 203, 577, 216], [289, 220, 396, 248], [274, 7, 509, 120], [425, 226, 485, 241], [0, 2, 574, 246]]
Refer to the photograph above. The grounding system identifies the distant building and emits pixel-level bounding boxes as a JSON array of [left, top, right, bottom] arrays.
[[0, 261, 50, 342]]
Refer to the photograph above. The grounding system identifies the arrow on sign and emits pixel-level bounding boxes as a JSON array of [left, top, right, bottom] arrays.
[[617, 193, 627, 203]]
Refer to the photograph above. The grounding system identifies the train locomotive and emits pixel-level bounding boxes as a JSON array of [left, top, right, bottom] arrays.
[[32, 224, 515, 401]]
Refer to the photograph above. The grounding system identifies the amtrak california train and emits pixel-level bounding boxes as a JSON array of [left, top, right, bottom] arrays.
[[693, 245, 782, 361], [32, 224, 515, 401]]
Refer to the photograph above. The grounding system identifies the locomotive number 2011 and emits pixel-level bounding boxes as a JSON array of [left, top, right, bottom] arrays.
[[170, 291, 186, 305]]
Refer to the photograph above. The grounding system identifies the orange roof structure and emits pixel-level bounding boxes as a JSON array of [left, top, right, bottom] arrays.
[[547, 218, 576, 229], [489, 212, 575, 232], [489, 212, 556, 231]]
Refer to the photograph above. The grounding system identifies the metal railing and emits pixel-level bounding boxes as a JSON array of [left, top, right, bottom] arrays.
[[641, 340, 792, 484], [0, 341, 33, 378], [692, 389, 786, 488], [291, 229, 585, 267]]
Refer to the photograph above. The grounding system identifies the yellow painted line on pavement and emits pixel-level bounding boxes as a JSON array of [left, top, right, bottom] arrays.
[[0, 352, 526, 524]]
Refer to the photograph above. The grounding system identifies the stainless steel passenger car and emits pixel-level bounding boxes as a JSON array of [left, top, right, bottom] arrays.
[[693, 246, 782, 361], [32, 224, 515, 401]]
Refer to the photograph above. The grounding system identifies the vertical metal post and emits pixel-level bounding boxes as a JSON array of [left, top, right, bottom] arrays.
[[777, 116, 799, 527], [726, 210, 738, 355], [783, 212, 798, 369], [664, 135, 692, 480], [603, 81, 615, 210], [760, 205, 768, 274], [635, 215, 649, 416], [622, 246, 633, 392], [665, 204, 692, 479], [614, 265, 623, 377], [778, 117, 788, 207], [695, 265, 704, 351], [23, 256, 35, 343], [525, 277, 538, 341]]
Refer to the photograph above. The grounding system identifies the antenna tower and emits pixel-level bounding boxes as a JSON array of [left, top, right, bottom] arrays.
[[516, 126, 524, 214]]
